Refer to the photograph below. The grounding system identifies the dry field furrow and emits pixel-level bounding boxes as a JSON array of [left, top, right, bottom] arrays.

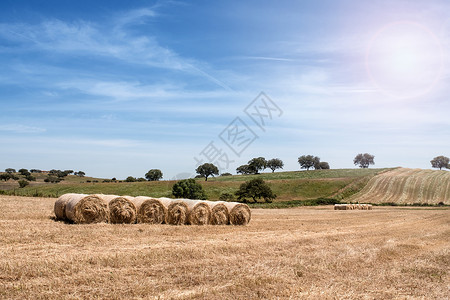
[[0, 196, 449, 299]]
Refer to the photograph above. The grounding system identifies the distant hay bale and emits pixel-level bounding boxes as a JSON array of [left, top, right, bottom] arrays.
[[223, 202, 251, 226], [167, 200, 189, 225], [334, 203, 373, 211], [54, 193, 85, 221], [134, 197, 172, 224], [108, 196, 137, 224], [183, 199, 212, 225], [65, 194, 109, 224], [334, 204, 347, 210], [206, 201, 229, 225]]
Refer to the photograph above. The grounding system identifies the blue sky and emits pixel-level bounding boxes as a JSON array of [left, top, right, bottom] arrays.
[[0, 0, 449, 179]]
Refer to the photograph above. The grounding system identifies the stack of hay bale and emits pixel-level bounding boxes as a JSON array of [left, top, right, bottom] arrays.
[[334, 204, 373, 210], [54, 193, 251, 225]]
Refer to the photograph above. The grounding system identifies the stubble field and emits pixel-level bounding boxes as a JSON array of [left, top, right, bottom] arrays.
[[0, 195, 449, 299]]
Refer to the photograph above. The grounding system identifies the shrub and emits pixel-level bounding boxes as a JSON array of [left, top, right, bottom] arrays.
[[25, 174, 36, 181], [172, 178, 207, 200], [221, 173, 232, 177], [44, 176, 61, 183], [18, 180, 29, 188], [219, 192, 235, 201]]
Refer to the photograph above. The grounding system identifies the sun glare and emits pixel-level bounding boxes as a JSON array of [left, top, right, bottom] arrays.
[[366, 21, 443, 99]]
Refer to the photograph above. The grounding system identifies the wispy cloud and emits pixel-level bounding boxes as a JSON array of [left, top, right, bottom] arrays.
[[0, 124, 46, 133], [0, 9, 232, 91]]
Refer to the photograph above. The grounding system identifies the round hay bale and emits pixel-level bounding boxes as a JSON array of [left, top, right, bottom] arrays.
[[167, 200, 189, 225], [183, 200, 212, 225], [134, 196, 172, 224], [65, 194, 109, 224], [109, 196, 137, 224], [223, 202, 251, 226], [205, 201, 229, 225], [54, 193, 86, 221]]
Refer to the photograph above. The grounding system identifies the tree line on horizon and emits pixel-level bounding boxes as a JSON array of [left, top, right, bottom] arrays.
[[2, 154, 448, 188]]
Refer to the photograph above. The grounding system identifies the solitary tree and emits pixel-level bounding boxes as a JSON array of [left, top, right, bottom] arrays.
[[248, 157, 267, 174], [267, 158, 284, 173], [353, 153, 375, 168], [430, 156, 449, 170], [5, 168, 16, 174], [235, 178, 276, 203], [195, 163, 219, 181], [145, 169, 163, 181], [172, 179, 207, 200], [298, 155, 320, 170]]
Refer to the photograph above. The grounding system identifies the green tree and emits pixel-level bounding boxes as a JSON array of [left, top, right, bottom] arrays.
[[49, 169, 68, 178], [172, 178, 207, 200], [318, 162, 330, 169], [18, 180, 29, 188], [298, 155, 320, 170], [354, 153, 375, 168], [248, 157, 267, 174], [0, 173, 11, 181], [221, 172, 232, 176], [64, 170, 74, 176], [196, 163, 219, 181], [30, 169, 42, 173], [235, 178, 276, 203], [430, 156, 449, 170], [74, 171, 85, 177], [145, 169, 163, 181], [18, 168, 30, 176], [125, 176, 136, 182], [267, 158, 284, 173], [236, 164, 252, 175], [5, 168, 16, 174]]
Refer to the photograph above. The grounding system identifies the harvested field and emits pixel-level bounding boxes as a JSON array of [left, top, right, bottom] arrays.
[[350, 168, 450, 205], [0, 195, 449, 299]]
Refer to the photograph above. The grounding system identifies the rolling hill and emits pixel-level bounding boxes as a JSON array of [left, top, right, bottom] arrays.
[[349, 168, 450, 205]]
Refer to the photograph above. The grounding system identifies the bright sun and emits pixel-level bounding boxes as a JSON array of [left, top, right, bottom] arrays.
[[366, 21, 443, 99]]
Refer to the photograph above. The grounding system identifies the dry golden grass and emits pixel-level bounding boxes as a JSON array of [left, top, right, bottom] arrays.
[[350, 168, 450, 205], [0, 195, 449, 299]]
